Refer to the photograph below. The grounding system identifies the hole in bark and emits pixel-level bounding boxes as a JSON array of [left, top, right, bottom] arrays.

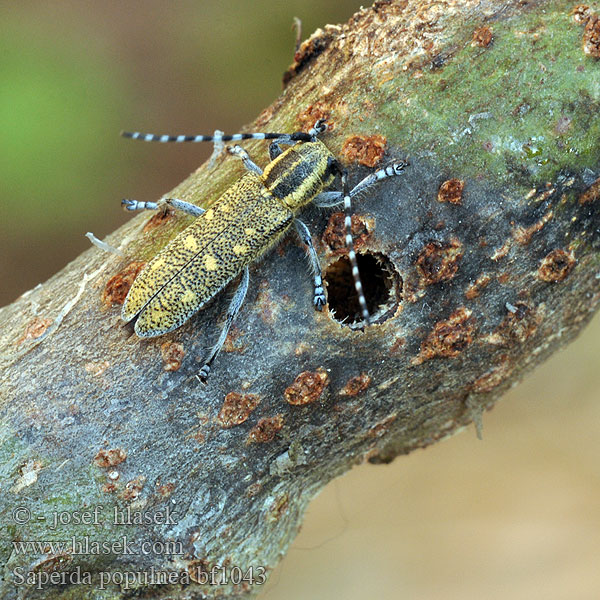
[[324, 252, 400, 328]]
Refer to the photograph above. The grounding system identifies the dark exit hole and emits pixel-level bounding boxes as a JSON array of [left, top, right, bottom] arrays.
[[324, 253, 400, 327]]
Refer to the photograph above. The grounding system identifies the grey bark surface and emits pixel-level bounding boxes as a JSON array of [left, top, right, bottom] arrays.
[[1, 1, 600, 598]]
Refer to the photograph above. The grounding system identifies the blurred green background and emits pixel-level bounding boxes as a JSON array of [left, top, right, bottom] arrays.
[[2, 2, 599, 599], [0, 0, 365, 306]]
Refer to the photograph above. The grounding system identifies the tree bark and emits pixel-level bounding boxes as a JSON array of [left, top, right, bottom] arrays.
[[1, 1, 599, 598]]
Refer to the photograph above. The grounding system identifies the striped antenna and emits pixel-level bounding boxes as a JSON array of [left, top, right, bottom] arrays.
[[341, 170, 370, 325], [120, 130, 316, 144], [120, 119, 329, 145]]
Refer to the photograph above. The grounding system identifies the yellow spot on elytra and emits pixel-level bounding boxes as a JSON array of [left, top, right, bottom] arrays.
[[182, 289, 196, 304], [244, 228, 256, 236], [204, 209, 214, 221], [220, 203, 231, 212], [183, 235, 199, 251], [204, 255, 218, 271], [233, 244, 248, 256], [150, 258, 166, 272]]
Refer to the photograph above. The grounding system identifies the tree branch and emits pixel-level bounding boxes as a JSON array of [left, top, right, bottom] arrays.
[[1, 1, 599, 598]]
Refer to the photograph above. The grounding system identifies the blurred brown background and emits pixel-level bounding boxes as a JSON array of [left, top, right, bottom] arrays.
[[2, 2, 599, 598]]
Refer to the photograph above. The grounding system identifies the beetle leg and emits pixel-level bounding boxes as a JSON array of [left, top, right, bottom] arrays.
[[294, 219, 326, 310], [268, 135, 300, 160], [313, 161, 409, 208], [121, 198, 205, 217], [346, 161, 409, 198], [197, 266, 250, 383], [226, 145, 263, 175], [313, 191, 343, 208]]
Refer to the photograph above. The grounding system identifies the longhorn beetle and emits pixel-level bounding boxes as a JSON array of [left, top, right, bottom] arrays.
[[120, 119, 407, 382]]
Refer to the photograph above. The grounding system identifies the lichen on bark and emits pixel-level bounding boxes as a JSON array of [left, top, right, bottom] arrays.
[[1, 1, 600, 598]]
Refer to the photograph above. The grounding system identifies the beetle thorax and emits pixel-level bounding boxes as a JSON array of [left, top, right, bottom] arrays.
[[261, 141, 336, 211]]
